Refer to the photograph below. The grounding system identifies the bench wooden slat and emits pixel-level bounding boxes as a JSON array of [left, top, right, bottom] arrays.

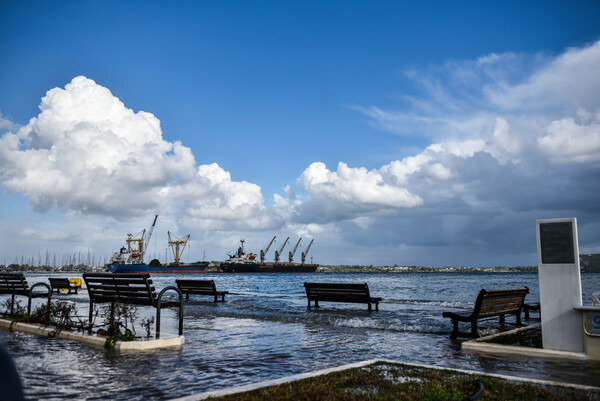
[[442, 287, 529, 339], [0, 289, 29, 296]]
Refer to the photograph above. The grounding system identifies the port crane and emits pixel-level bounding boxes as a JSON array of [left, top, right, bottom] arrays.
[[144, 214, 158, 255], [260, 236, 276, 264], [301, 238, 314, 265], [125, 214, 158, 262], [289, 237, 302, 264], [168, 231, 190, 264], [274, 237, 289, 264]]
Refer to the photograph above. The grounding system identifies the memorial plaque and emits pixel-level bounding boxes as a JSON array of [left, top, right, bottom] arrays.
[[539, 221, 575, 264], [536, 218, 583, 352]]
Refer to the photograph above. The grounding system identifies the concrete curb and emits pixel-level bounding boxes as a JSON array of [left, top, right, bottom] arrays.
[[170, 358, 600, 400], [0, 318, 184, 351], [171, 360, 377, 401], [462, 324, 587, 361]]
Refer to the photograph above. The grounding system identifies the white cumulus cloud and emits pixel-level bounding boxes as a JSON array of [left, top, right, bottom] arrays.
[[0, 76, 270, 227], [537, 112, 600, 164], [299, 161, 423, 209]]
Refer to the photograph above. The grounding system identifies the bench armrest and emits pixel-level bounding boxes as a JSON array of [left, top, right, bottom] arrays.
[[156, 286, 184, 339], [27, 282, 52, 315], [442, 311, 473, 321], [157, 286, 183, 305], [30, 282, 52, 297]]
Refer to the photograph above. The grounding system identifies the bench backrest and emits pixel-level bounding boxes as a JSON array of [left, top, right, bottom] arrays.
[[475, 287, 529, 318], [0, 273, 29, 295], [176, 279, 216, 293], [304, 282, 371, 302], [49, 278, 71, 288], [83, 273, 157, 306]]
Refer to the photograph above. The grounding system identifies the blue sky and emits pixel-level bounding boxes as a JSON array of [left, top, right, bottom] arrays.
[[1, 1, 599, 266]]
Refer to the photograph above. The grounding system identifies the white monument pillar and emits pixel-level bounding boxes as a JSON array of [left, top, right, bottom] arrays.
[[536, 218, 583, 352]]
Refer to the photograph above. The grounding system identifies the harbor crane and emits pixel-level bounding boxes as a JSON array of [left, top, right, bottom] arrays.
[[143, 214, 158, 255], [260, 236, 276, 264], [289, 237, 302, 264], [301, 238, 314, 265], [274, 236, 289, 264], [126, 214, 158, 262], [168, 231, 190, 264]]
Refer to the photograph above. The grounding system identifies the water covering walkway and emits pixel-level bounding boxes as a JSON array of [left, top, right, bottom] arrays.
[[1, 272, 599, 399]]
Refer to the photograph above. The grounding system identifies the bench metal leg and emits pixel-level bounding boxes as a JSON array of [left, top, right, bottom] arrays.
[[178, 299, 183, 336], [470, 320, 480, 338], [450, 319, 460, 340], [156, 307, 162, 339], [88, 301, 94, 333], [307, 298, 321, 308]]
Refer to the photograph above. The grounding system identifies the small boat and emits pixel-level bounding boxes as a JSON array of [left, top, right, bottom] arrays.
[[106, 215, 208, 273]]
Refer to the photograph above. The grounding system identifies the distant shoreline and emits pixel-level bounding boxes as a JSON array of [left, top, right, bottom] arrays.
[[317, 265, 539, 273], [2, 253, 598, 273]]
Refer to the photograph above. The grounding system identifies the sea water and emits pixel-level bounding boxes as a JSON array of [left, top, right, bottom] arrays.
[[1, 272, 599, 399]]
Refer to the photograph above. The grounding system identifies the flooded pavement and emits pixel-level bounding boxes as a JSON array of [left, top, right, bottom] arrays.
[[1, 272, 599, 399]]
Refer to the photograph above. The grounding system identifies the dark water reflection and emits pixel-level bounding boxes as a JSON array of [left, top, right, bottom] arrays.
[[1, 272, 599, 399]]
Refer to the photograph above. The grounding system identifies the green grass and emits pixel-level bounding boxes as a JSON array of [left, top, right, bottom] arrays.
[[208, 362, 599, 401]]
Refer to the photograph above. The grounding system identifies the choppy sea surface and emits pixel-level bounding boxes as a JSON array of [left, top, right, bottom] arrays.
[[1, 271, 599, 399]]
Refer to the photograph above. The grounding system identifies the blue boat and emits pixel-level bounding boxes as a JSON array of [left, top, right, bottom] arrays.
[[106, 262, 209, 273], [106, 215, 208, 273]]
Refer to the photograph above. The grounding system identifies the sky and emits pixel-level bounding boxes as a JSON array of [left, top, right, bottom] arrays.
[[0, 0, 599, 267]]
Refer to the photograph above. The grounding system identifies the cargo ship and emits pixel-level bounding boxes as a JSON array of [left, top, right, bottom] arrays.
[[220, 238, 318, 273], [106, 215, 208, 273]]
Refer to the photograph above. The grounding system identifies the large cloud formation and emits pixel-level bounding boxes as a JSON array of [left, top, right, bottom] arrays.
[[0, 77, 265, 224], [292, 40, 600, 264]]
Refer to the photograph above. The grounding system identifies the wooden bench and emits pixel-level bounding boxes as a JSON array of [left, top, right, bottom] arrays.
[[48, 278, 78, 295], [442, 287, 529, 339], [83, 273, 183, 339], [304, 282, 381, 311], [0, 273, 52, 315], [175, 280, 228, 302]]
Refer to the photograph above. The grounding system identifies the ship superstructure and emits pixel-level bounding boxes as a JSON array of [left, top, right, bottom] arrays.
[[109, 214, 157, 266], [106, 215, 208, 273], [220, 237, 318, 273]]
